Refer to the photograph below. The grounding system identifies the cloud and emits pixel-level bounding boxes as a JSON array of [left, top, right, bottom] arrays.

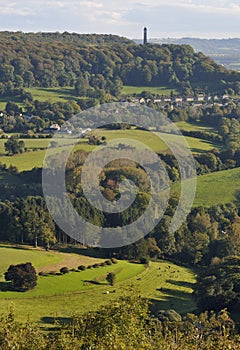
[[0, 0, 239, 38]]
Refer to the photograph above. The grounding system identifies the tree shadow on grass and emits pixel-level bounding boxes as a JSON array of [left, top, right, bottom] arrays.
[[150, 285, 196, 315], [0, 281, 12, 292], [83, 279, 108, 286], [40, 316, 72, 330], [166, 279, 195, 289], [56, 246, 106, 258], [0, 244, 32, 251]]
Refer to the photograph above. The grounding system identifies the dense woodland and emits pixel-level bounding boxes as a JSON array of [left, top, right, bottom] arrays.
[[0, 31, 240, 101]]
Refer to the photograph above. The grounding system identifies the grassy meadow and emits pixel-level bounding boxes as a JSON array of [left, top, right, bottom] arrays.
[[25, 87, 80, 103], [172, 166, 240, 207], [0, 126, 220, 171], [0, 245, 196, 327], [122, 85, 179, 95]]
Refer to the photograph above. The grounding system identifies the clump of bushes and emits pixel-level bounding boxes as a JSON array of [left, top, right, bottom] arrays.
[[78, 265, 86, 271], [93, 263, 100, 268], [60, 267, 69, 274], [105, 260, 112, 266], [140, 257, 150, 266], [111, 258, 118, 264]]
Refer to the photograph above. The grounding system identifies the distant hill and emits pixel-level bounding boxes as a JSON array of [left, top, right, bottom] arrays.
[[135, 38, 240, 71], [0, 31, 240, 96], [0, 31, 134, 45]]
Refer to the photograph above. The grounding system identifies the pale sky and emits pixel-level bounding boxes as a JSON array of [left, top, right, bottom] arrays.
[[0, 0, 240, 38]]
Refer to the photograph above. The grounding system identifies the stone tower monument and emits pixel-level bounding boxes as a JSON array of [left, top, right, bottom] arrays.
[[143, 27, 147, 45]]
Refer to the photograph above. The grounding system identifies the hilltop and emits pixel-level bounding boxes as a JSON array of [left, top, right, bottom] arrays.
[[0, 31, 239, 99], [143, 37, 240, 71]]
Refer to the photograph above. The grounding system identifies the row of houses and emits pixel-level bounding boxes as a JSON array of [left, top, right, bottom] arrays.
[[128, 94, 230, 106]]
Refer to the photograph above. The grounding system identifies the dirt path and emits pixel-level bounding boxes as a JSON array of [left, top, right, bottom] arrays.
[[39, 252, 104, 273]]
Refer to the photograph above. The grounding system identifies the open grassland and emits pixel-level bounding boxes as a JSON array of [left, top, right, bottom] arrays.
[[122, 85, 179, 95], [25, 87, 79, 103], [94, 129, 219, 153], [0, 128, 220, 171], [194, 167, 240, 207], [176, 121, 217, 133], [0, 244, 104, 279], [172, 167, 240, 207], [0, 246, 196, 327]]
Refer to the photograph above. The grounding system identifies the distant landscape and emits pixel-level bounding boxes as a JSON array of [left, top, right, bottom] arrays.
[[135, 37, 240, 71], [0, 31, 240, 349]]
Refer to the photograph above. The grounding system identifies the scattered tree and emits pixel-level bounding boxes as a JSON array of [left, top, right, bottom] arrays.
[[4, 262, 37, 291], [4, 136, 25, 155], [106, 272, 116, 286]]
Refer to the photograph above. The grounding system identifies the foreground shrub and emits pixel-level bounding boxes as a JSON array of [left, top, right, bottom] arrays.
[[60, 267, 69, 274], [78, 265, 86, 271]]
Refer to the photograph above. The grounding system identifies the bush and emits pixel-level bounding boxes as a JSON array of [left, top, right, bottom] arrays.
[[106, 272, 116, 286], [157, 309, 182, 322], [38, 271, 44, 276], [78, 265, 86, 271], [111, 258, 118, 264], [5, 262, 37, 292], [60, 267, 69, 274], [140, 257, 150, 266], [92, 263, 99, 268], [100, 262, 107, 267], [105, 260, 112, 266]]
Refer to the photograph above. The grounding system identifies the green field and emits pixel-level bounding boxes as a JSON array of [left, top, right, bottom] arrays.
[[172, 167, 240, 207], [1, 85, 178, 110], [176, 121, 217, 133], [0, 128, 220, 171], [0, 244, 104, 278], [0, 246, 196, 327], [122, 85, 179, 95], [25, 87, 80, 103]]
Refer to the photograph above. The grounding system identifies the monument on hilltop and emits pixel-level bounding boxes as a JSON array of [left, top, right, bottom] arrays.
[[143, 27, 147, 45]]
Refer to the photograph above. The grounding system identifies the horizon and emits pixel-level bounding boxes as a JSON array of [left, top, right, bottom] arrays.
[[1, 29, 240, 41], [0, 1, 240, 40]]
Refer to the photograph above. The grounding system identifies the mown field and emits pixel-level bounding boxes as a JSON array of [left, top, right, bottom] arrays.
[[122, 85, 179, 95], [0, 127, 220, 171], [25, 87, 80, 103], [172, 167, 240, 207], [0, 245, 196, 327], [176, 121, 217, 133]]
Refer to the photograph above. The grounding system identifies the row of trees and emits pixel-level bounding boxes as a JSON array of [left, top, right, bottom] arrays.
[[0, 191, 239, 267]]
